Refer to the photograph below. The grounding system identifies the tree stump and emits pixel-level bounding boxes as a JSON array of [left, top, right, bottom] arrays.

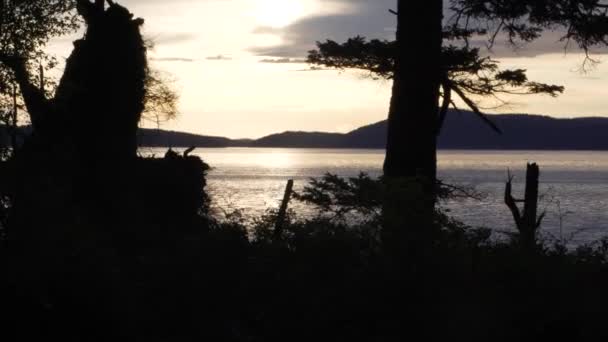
[[505, 163, 545, 251]]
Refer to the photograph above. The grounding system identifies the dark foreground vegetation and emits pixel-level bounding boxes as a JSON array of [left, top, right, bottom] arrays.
[[2, 1, 608, 341], [4, 172, 608, 341]]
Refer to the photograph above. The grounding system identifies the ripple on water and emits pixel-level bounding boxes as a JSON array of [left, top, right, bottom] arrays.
[[142, 148, 608, 244]]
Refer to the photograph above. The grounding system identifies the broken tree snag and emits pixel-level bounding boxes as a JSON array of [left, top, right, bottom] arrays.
[[274, 179, 294, 239], [505, 163, 544, 251], [57, 0, 148, 160], [523, 163, 540, 234]]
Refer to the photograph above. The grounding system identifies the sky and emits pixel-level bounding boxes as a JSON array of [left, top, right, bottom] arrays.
[[47, 0, 608, 139]]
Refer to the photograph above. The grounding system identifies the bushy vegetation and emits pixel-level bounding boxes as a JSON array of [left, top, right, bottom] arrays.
[[209, 174, 608, 341], [2, 170, 608, 340]]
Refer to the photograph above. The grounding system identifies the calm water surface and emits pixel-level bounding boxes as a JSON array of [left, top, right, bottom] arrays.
[[143, 148, 608, 244]]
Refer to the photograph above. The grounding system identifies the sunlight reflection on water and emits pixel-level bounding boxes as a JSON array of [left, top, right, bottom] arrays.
[[142, 148, 608, 244]]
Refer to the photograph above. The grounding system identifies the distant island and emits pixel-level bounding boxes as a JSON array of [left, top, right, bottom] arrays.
[[4, 111, 608, 150], [132, 110, 608, 150]]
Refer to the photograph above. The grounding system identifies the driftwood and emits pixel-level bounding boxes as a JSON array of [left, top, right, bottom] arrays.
[[505, 163, 545, 250]]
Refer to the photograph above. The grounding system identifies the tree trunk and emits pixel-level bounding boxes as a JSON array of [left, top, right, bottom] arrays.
[[381, 0, 443, 262], [384, 0, 443, 182], [383, 0, 442, 190], [505, 163, 543, 252], [382, 0, 443, 233]]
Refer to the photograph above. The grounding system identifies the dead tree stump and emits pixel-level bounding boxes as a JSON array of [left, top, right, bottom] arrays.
[[505, 163, 545, 251]]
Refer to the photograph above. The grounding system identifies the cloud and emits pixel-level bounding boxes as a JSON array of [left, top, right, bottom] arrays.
[[259, 58, 306, 64], [250, 0, 395, 58], [150, 57, 195, 62], [206, 54, 233, 61], [249, 0, 607, 59], [292, 66, 326, 72], [149, 32, 198, 46]]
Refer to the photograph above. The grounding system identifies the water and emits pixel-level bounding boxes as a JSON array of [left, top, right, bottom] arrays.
[[142, 148, 608, 244]]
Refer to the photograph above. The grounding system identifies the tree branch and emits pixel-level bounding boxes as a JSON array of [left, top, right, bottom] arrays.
[[0, 54, 50, 130], [505, 170, 522, 229], [437, 80, 452, 135], [451, 84, 502, 134]]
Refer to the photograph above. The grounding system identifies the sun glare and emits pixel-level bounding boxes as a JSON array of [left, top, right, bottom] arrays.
[[257, 151, 294, 169], [254, 0, 305, 28]]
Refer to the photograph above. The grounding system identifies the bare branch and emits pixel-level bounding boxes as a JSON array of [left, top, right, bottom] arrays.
[[437, 80, 452, 134], [505, 172, 522, 229], [451, 84, 502, 134]]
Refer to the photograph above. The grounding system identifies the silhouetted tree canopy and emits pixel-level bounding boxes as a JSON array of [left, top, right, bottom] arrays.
[[142, 69, 179, 126], [446, 0, 608, 129], [0, 0, 78, 94], [0, 0, 79, 59], [451, 0, 608, 53], [308, 37, 564, 134], [0, 0, 79, 151], [142, 36, 180, 126]]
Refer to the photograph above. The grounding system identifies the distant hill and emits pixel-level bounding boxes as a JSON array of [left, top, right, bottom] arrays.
[[437, 111, 608, 150], [6, 111, 608, 150], [137, 129, 252, 147], [240, 111, 608, 150], [252, 131, 347, 148]]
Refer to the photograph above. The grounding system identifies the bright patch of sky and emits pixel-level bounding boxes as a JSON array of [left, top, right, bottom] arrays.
[[45, 0, 608, 138]]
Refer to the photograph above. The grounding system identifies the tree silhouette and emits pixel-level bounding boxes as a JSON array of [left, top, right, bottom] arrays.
[[142, 62, 179, 127], [308, 0, 608, 212], [0, 0, 79, 154], [308, 37, 563, 134], [0, 1, 178, 154], [0, 1, 78, 61], [0, 4, 211, 337]]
